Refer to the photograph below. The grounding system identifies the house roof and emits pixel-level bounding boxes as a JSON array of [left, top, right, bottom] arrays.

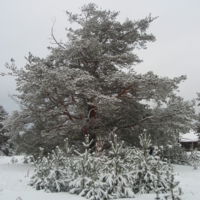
[[180, 131, 199, 143]]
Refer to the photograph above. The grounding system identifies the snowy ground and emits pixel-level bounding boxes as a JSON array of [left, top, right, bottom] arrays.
[[0, 156, 199, 200]]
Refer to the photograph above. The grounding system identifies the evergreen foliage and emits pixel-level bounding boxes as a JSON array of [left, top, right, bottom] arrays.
[[101, 134, 135, 198], [161, 143, 189, 165], [30, 139, 73, 192], [29, 130, 181, 199], [164, 173, 181, 200], [1, 3, 197, 155], [147, 97, 197, 148], [189, 144, 200, 169], [131, 130, 170, 194], [0, 105, 14, 156], [195, 112, 200, 133]]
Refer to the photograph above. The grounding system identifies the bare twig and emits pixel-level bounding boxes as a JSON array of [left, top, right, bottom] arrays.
[[50, 18, 65, 49]]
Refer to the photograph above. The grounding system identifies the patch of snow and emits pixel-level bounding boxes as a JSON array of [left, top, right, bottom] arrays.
[[0, 156, 85, 200], [0, 156, 200, 200]]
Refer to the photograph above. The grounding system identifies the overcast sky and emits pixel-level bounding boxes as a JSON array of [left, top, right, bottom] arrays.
[[0, 0, 200, 114]]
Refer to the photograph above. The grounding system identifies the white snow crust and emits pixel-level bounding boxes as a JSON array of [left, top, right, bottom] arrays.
[[180, 131, 199, 142]]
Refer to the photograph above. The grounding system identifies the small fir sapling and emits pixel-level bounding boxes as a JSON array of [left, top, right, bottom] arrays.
[[80, 153, 108, 200], [95, 136, 105, 158], [189, 143, 199, 169], [48, 139, 74, 192], [164, 172, 181, 200], [11, 156, 18, 164], [69, 134, 108, 200], [154, 178, 163, 200], [0, 105, 14, 157], [102, 134, 135, 199], [154, 158, 167, 199], [30, 148, 52, 190], [69, 135, 108, 200], [23, 156, 30, 164], [72, 135, 93, 190], [132, 130, 169, 194], [163, 141, 189, 165], [132, 130, 156, 193], [62, 138, 74, 169], [63, 138, 75, 182], [140, 129, 151, 157], [63, 138, 73, 155], [30, 140, 73, 192], [47, 146, 69, 192]]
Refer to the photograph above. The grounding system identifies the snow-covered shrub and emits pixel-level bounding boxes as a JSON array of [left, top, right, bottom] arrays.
[[23, 155, 34, 164], [0, 139, 14, 156], [69, 135, 108, 200], [23, 156, 29, 164], [0, 105, 15, 156], [29, 132, 181, 199], [131, 132, 168, 194], [30, 139, 73, 192], [189, 144, 200, 169], [11, 156, 18, 164], [70, 150, 107, 199], [101, 134, 135, 199], [164, 171, 181, 200], [161, 142, 189, 165], [46, 146, 69, 192], [95, 136, 105, 158], [30, 148, 52, 190]]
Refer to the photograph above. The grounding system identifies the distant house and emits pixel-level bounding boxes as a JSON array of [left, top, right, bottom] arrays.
[[180, 132, 200, 151]]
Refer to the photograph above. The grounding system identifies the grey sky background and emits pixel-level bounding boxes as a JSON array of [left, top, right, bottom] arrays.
[[0, 0, 200, 114]]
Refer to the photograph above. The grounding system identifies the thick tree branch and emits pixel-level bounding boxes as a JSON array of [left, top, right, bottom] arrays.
[[116, 83, 135, 98]]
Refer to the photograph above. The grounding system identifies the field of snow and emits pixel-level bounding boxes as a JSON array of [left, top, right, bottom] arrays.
[[0, 156, 199, 200]]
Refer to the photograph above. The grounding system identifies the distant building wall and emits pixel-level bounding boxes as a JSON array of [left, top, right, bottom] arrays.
[[180, 141, 199, 151]]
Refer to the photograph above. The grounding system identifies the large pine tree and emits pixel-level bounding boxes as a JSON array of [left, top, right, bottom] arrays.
[[2, 3, 196, 154]]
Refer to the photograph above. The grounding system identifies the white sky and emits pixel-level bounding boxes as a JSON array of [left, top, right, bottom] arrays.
[[0, 0, 200, 113]]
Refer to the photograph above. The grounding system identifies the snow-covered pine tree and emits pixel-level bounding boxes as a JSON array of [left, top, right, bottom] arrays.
[[30, 147, 52, 190], [69, 134, 107, 199], [2, 3, 194, 155], [146, 96, 197, 150], [164, 172, 181, 200], [132, 130, 169, 194], [69, 134, 93, 194], [189, 143, 199, 169], [0, 105, 13, 156], [30, 139, 73, 192], [101, 134, 135, 199], [162, 141, 189, 165], [153, 157, 167, 199], [47, 146, 69, 192], [195, 112, 200, 134], [95, 136, 105, 158]]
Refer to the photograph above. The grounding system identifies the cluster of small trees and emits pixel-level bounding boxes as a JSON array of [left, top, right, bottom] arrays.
[[29, 132, 181, 199]]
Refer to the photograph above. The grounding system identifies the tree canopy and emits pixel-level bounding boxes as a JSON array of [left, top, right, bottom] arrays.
[[0, 105, 12, 155], [0, 105, 8, 141], [2, 3, 197, 154]]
